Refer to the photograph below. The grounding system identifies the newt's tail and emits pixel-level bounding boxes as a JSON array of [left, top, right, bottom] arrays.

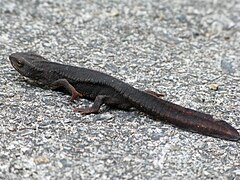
[[126, 89, 240, 141], [161, 107, 240, 141], [158, 104, 240, 141]]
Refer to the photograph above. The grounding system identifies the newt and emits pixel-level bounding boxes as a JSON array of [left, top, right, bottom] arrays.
[[9, 52, 240, 141]]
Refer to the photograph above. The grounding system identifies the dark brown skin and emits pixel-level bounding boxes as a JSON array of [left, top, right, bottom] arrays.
[[9, 52, 240, 141]]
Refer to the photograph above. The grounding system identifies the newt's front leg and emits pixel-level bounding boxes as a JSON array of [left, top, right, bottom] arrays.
[[51, 79, 83, 101]]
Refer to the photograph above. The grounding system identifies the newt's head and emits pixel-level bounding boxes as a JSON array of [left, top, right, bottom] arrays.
[[9, 52, 46, 80]]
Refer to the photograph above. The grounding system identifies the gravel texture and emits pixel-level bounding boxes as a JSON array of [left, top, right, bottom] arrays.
[[0, 0, 240, 179]]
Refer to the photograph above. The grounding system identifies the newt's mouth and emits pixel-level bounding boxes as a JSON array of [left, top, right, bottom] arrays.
[[9, 57, 17, 69], [9, 57, 19, 70]]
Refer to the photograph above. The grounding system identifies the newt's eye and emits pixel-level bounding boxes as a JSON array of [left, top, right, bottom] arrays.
[[16, 60, 23, 67]]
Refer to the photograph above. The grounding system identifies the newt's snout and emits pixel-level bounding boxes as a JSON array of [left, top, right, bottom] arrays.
[[9, 53, 25, 70]]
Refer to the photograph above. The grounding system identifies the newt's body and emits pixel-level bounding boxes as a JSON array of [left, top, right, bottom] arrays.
[[9, 52, 240, 141]]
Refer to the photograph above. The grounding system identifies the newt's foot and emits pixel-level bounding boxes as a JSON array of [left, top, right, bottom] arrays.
[[145, 90, 165, 98], [73, 107, 99, 115], [71, 91, 83, 101]]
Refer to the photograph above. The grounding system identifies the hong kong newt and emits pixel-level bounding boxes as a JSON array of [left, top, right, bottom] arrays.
[[9, 52, 240, 141]]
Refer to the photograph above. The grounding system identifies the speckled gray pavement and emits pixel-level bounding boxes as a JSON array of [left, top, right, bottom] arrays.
[[0, 0, 240, 179]]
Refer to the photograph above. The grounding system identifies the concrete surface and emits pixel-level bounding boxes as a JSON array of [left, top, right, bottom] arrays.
[[0, 0, 240, 179]]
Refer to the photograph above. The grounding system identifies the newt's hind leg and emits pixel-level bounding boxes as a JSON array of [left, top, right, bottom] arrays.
[[74, 95, 110, 115], [51, 79, 83, 101]]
